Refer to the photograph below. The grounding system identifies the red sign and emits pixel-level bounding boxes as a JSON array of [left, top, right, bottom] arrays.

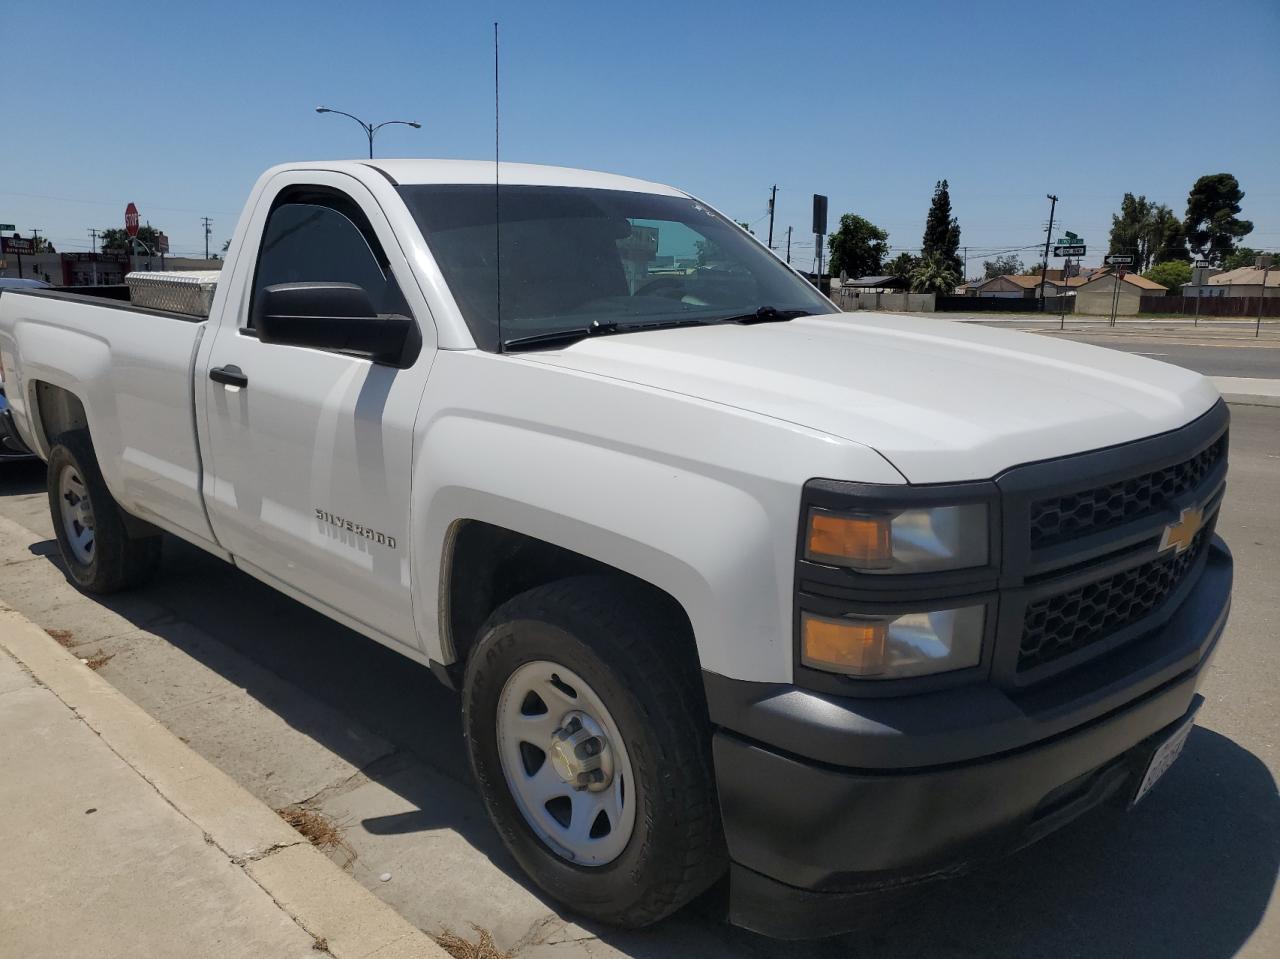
[[1, 236, 35, 256], [125, 202, 140, 238]]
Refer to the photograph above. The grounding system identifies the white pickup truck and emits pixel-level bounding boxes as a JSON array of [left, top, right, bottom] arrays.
[[0, 160, 1232, 938]]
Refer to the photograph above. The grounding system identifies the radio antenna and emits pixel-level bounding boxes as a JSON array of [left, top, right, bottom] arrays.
[[494, 20, 503, 352]]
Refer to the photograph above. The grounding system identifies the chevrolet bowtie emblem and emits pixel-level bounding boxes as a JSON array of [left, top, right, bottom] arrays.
[[1159, 507, 1204, 555]]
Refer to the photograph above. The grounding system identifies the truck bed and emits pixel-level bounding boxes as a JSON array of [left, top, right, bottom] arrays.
[[0, 286, 217, 547]]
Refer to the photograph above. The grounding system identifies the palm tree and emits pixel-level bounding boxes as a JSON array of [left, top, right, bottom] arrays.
[[909, 252, 961, 295]]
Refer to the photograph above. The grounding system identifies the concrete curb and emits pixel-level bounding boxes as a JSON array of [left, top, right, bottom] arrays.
[[0, 601, 448, 959], [1210, 376, 1280, 409]]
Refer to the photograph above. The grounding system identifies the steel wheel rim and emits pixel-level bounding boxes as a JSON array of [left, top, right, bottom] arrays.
[[496, 661, 637, 866], [58, 464, 95, 565]]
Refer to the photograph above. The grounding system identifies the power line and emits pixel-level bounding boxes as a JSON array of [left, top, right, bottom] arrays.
[[0, 189, 237, 216]]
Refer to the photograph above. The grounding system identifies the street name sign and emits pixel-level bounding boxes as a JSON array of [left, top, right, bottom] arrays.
[[0, 223, 14, 232]]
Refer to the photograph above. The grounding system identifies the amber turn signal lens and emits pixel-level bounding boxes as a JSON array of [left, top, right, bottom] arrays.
[[801, 613, 888, 675], [806, 511, 892, 567]]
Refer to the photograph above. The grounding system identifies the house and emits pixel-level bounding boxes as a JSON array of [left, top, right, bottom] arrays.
[[971, 274, 1061, 298], [1198, 263, 1280, 299], [1074, 272, 1167, 316], [1180, 265, 1224, 298], [838, 274, 908, 292]]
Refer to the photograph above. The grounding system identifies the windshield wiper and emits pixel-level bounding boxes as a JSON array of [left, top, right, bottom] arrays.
[[714, 306, 812, 325], [502, 320, 622, 352], [502, 316, 720, 352]]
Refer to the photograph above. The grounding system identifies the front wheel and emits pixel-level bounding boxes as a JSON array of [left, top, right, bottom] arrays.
[[462, 575, 726, 928], [47, 430, 161, 594]]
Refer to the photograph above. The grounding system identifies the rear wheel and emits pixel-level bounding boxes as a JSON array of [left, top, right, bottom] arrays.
[[462, 575, 725, 927], [47, 430, 161, 594]]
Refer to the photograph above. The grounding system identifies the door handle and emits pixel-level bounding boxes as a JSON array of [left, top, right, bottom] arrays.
[[209, 365, 248, 388]]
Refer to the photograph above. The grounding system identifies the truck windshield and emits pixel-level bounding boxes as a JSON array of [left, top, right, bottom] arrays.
[[397, 184, 832, 352]]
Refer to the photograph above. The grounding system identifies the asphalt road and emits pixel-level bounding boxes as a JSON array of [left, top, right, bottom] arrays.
[[0, 407, 1276, 958], [1033, 333, 1280, 379]]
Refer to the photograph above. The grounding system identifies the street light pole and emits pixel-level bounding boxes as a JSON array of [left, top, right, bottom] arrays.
[[316, 107, 422, 158]]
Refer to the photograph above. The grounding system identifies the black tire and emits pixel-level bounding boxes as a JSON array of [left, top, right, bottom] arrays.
[[47, 430, 161, 594], [462, 575, 726, 928]]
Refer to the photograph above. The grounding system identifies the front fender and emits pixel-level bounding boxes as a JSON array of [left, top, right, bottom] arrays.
[[409, 351, 905, 684]]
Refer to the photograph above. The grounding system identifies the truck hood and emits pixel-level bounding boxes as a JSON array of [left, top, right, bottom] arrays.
[[520, 312, 1222, 483]]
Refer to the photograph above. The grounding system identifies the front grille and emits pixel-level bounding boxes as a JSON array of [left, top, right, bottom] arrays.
[[1019, 531, 1206, 672], [1029, 436, 1225, 549]]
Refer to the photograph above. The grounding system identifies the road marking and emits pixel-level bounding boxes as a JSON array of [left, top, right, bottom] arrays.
[[1131, 351, 1169, 356]]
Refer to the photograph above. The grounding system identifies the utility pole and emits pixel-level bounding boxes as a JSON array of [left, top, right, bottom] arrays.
[[1038, 194, 1058, 312], [30, 229, 44, 281], [785, 226, 792, 264], [766, 185, 777, 250], [201, 217, 212, 260], [962, 245, 968, 282], [88, 228, 100, 285]]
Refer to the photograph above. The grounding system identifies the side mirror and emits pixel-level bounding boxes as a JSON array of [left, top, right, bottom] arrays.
[[253, 282, 417, 365]]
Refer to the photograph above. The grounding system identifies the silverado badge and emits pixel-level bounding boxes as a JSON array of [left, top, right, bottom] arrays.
[[315, 508, 397, 549], [1158, 506, 1204, 555]]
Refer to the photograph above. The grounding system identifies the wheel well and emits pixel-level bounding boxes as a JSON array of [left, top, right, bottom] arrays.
[[442, 520, 696, 669], [34, 382, 88, 450]]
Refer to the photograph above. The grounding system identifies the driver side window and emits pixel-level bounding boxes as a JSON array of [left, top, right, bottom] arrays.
[[249, 194, 409, 329]]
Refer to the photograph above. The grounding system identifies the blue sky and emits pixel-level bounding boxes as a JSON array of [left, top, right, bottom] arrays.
[[3, 0, 1277, 274]]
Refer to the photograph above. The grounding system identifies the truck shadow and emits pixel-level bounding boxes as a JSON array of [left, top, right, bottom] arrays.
[[24, 528, 1280, 959]]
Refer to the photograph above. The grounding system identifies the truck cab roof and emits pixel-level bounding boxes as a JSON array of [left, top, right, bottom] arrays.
[[277, 158, 686, 196]]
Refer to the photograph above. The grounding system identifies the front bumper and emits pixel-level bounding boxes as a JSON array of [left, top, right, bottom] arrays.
[[706, 538, 1232, 939]]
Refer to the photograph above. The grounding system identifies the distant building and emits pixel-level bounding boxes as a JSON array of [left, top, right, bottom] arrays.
[[0, 251, 224, 285], [1196, 262, 1280, 299], [971, 274, 1061, 299], [838, 274, 908, 293], [1074, 272, 1167, 315]]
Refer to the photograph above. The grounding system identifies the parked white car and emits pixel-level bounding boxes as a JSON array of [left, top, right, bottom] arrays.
[[0, 160, 1232, 938]]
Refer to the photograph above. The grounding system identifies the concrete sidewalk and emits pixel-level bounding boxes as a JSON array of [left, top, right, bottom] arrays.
[[0, 603, 446, 959], [1210, 376, 1280, 408]]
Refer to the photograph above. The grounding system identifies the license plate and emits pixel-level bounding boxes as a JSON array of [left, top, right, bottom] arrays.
[[1132, 713, 1196, 806]]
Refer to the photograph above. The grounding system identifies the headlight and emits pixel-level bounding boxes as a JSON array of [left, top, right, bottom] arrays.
[[801, 606, 985, 678], [804, 504, 989, 573]]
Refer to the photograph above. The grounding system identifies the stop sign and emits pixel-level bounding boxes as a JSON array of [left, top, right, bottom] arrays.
[[125, 202, 140, 238]]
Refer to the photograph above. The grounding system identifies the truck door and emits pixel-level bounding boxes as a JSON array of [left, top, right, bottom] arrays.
[[199, 174, 434, 650]]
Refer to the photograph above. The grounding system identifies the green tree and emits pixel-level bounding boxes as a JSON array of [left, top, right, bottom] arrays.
[[1109, 196, 1188, 270], [1184, 173, 1253, 265], [1143, 260, 1191, 293], [982, 254, 1024, 278], [736, 221, 755, 235], [1022, 262, 1044, 275], [826, 214, 889, 278], [98, 225, 164, 254], [1108, 194, 1154, 269], [1150, 206, 1189, 264], [885, 251, 918, 277], [1221, 247, 1266, 271], [921, 180, 962, 275], [908, 252, 961, 295]]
